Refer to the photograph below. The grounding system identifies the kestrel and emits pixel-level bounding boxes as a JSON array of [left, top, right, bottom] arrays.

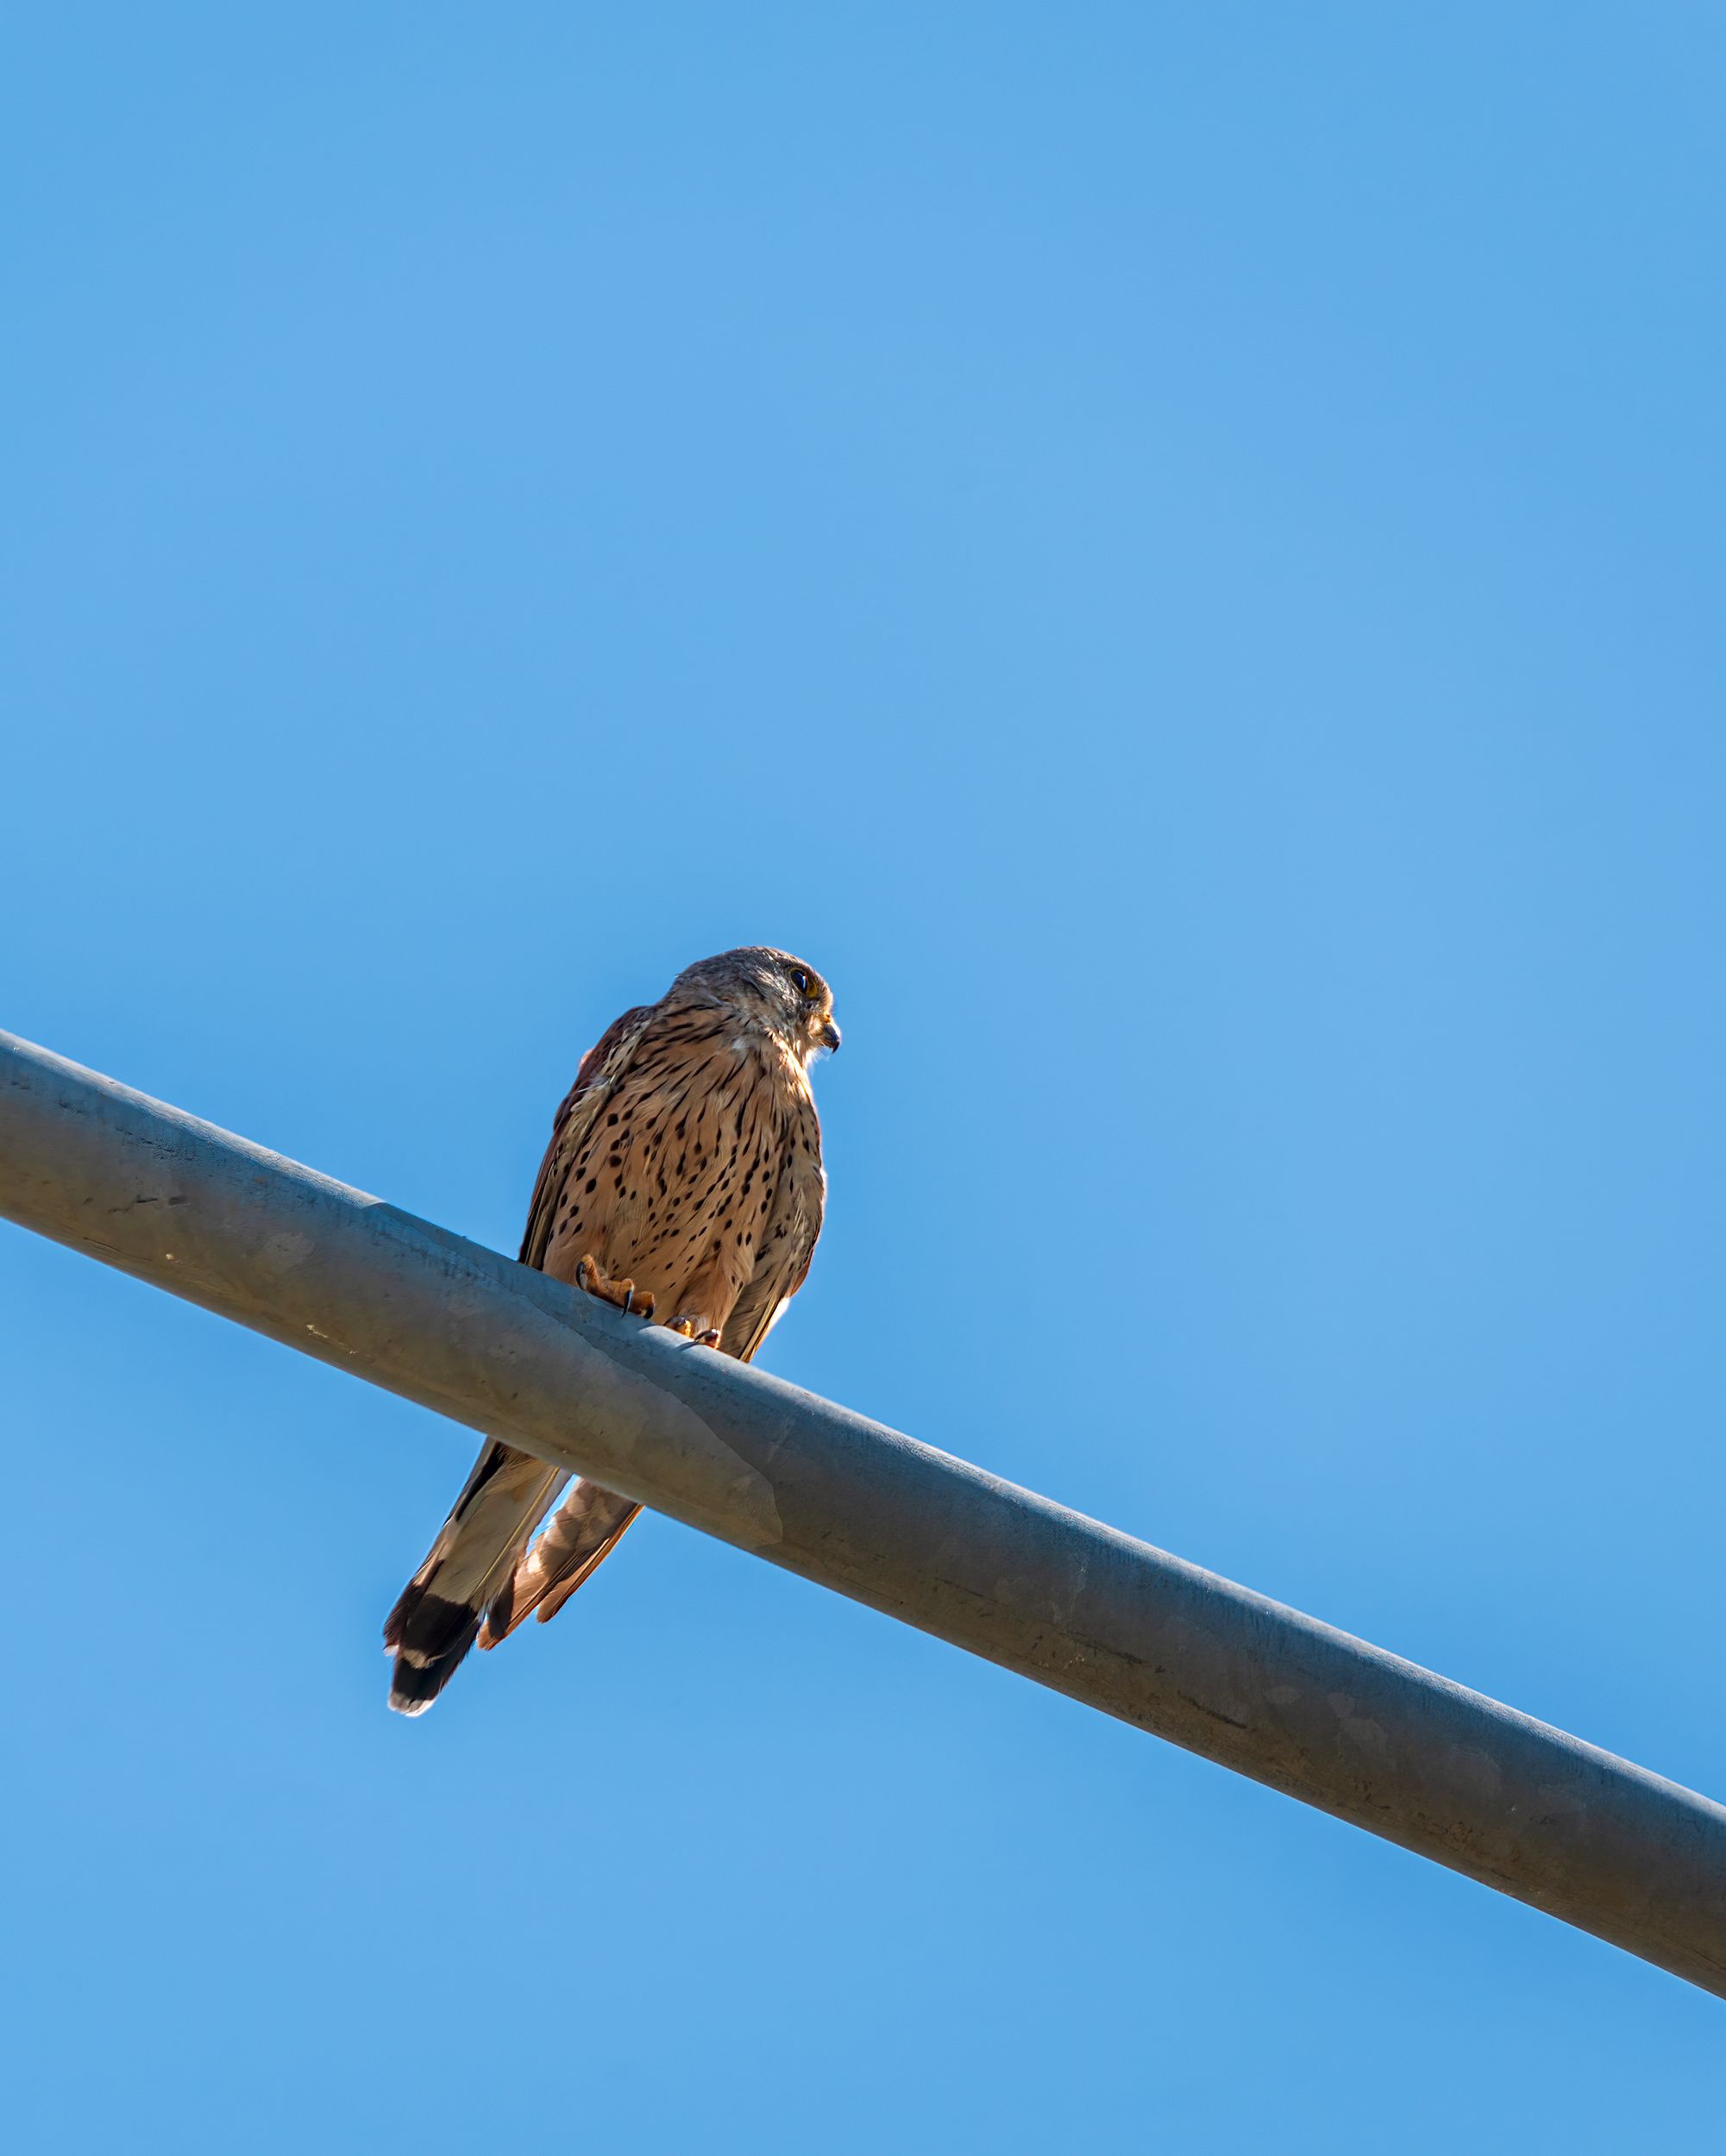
[[385, 947, 838, 1714]]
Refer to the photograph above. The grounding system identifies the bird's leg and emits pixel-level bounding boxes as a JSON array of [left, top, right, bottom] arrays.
[[575, 1252, 656, 1321], [668, 1315, 724, 1347]]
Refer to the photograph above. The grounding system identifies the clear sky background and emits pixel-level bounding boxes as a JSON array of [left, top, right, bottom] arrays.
[[4, 5, 1724, 2148]]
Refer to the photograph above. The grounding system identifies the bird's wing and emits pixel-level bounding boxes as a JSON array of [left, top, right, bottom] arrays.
[[518, 1004, 656, 1272], [720, 1083, 825, 1363], [478, 1479, 642, 1647]]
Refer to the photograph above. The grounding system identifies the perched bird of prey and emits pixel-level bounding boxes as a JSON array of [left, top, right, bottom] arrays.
[[384, 946, 838, 1714]]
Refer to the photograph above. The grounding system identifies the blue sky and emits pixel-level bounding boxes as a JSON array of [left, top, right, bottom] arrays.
[[4, 4, 1724, 2147]]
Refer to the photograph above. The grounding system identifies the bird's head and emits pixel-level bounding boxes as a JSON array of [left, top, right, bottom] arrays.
[[669, 946, 841, 1063]]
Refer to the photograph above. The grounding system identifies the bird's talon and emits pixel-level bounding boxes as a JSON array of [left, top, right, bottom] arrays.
[[576, 1253, 652, 1319]]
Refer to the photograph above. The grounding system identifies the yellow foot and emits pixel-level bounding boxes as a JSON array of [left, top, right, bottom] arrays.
[[576, 1253, 655, 1320], [668, 1315, 723, 1346]]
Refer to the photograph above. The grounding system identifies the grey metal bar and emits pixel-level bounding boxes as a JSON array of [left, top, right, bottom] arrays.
[[0, 1026, 1721, 1995]]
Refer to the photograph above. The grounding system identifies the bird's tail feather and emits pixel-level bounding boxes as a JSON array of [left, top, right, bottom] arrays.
[[480, 1481, 642, 1648], [384, 1440, 568, 1715]]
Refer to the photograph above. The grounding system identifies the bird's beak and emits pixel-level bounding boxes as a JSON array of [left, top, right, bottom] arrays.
[[820, 1018, 842, 1054]]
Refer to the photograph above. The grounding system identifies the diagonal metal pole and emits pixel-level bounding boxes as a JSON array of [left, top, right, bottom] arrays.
[[1, 1025, 1722, 1995]]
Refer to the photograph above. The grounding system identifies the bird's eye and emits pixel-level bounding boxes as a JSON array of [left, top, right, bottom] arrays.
[[790, 969, 813, 997]]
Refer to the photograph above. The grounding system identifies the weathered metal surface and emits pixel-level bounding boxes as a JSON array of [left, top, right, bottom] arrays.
[[2, 1027, 1722, 1995]]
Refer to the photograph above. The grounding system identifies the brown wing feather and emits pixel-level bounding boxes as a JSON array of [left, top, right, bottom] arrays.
[[719, 1082, 825, 1362], [479, 1482, 642, 1647], [518, 1005, 655, 1271]]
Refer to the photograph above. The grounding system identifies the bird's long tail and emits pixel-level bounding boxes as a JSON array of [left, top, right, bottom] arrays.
[[384, 1440, 568, 1715], [479, 1482, 642, 1648]]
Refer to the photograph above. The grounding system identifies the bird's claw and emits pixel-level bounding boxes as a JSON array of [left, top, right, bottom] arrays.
[[576, 1253, 656, 1321], [669, 1316, 723, 1347]]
